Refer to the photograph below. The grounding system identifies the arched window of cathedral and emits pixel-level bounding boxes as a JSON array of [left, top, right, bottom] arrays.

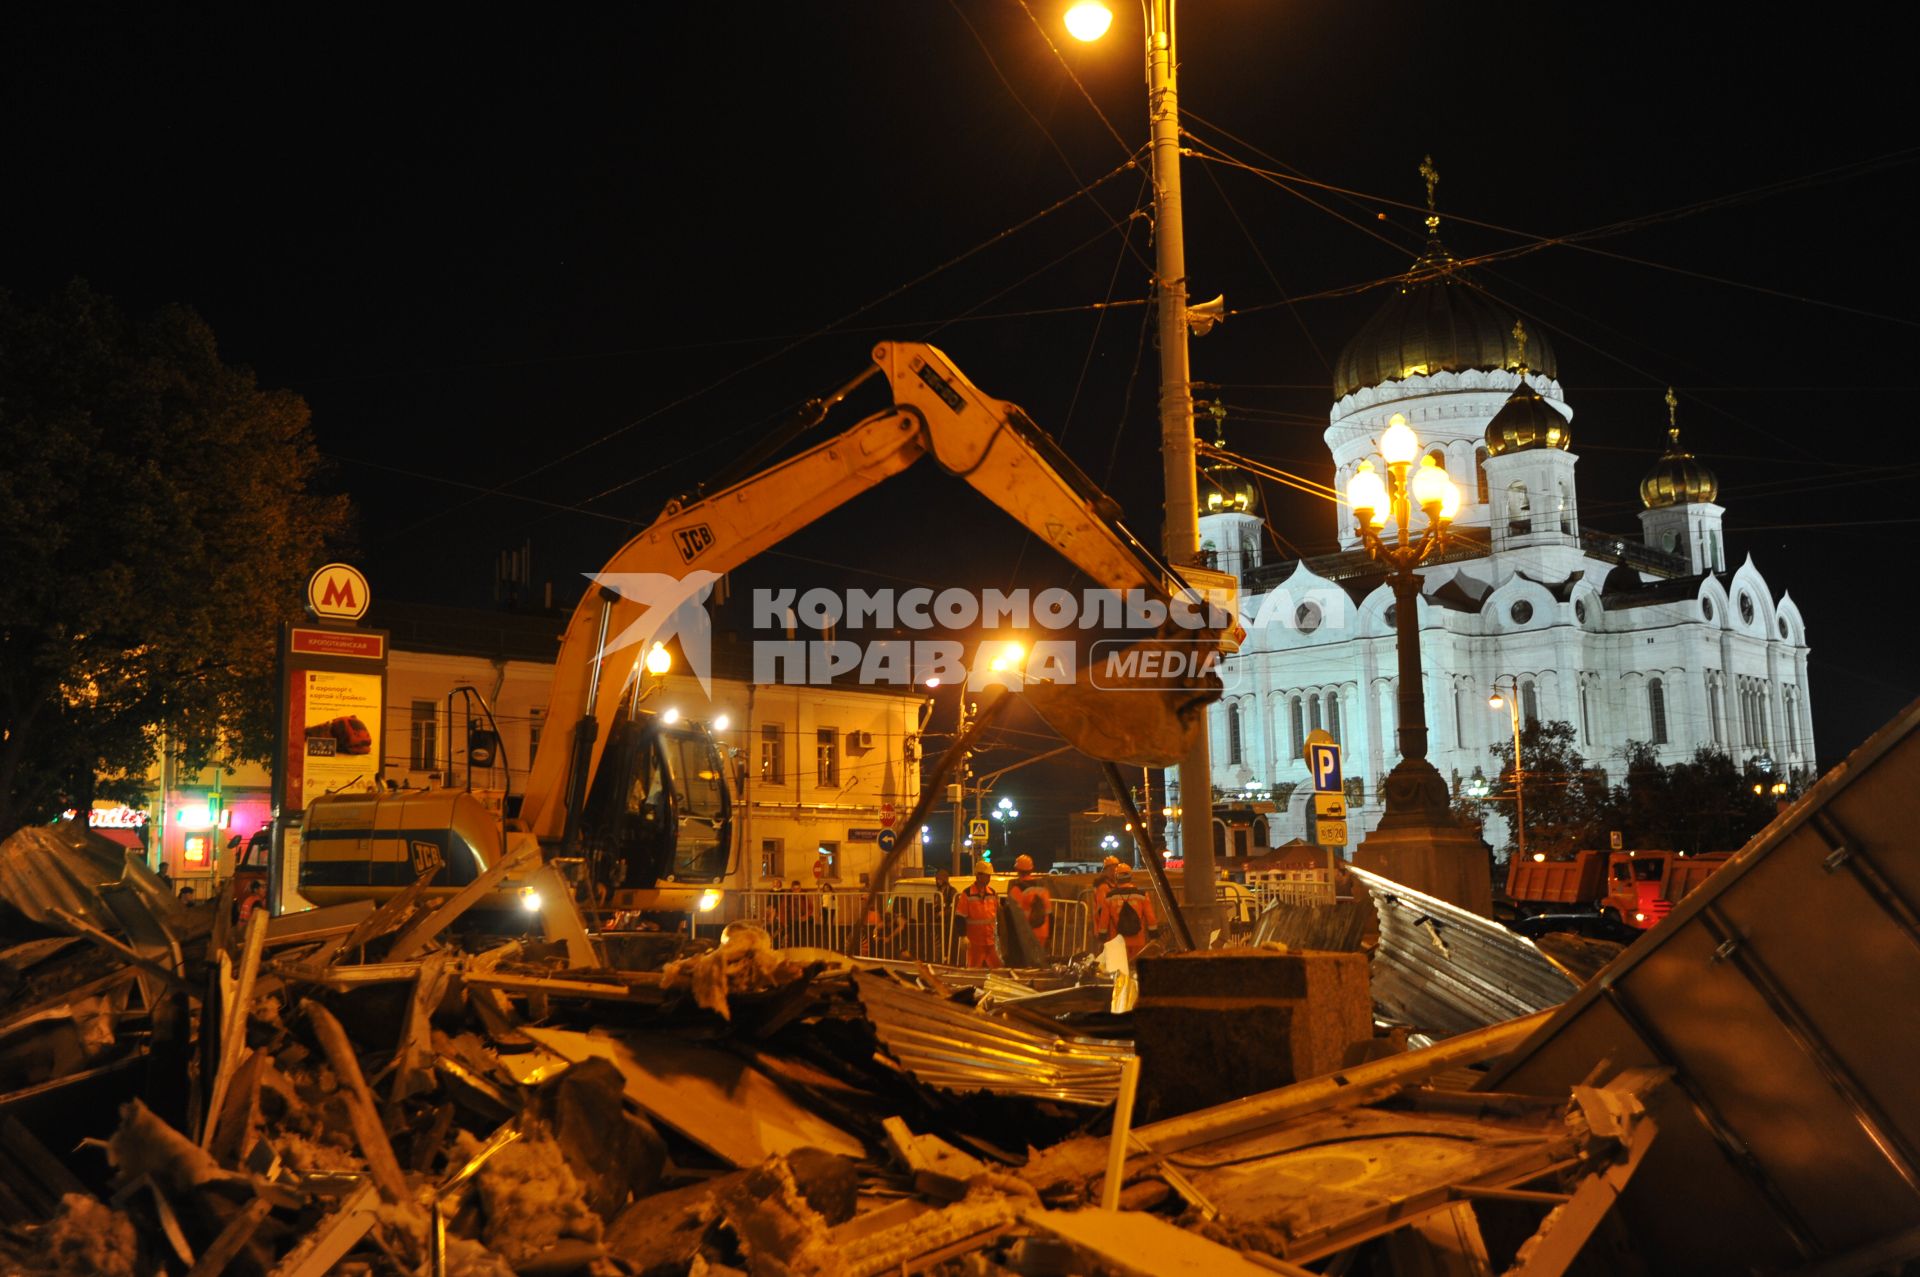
[[1710, 531, 1722, 572], [1309, 693, 1323, 733], [1427, 448, 1446, 475], [1580, 682, 1593, 745], [1227, 702, 1243, 765], [1454, 683, 1466, 748], [1559, 481, 1574, 534], [1475, 447, 1489, 504], [1707, 677, 1721, 744], [1508, 483, 1532, 535], [1289, 696, 1304, 758], [1521, 678, 1539, 727], [1326, 691, 1341, 746], [1649, 677, 1669, 745]]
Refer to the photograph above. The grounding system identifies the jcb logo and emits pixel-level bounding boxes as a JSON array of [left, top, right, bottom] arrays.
[[409, 840, 445, 878], [674, 524, 715, 563]]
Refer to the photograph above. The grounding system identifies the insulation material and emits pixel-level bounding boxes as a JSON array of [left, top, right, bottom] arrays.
[[29, 1193, 138, 1277], [456, 1126, 604, 1265], [660, 923, 806, 1021], [104, 1099, 225, 1198]]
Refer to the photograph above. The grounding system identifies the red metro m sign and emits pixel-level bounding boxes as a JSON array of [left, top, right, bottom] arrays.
[[307, 562, 371, 622]]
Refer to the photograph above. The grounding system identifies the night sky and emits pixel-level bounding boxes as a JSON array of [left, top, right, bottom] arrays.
[[7, 4, 1916, 850]]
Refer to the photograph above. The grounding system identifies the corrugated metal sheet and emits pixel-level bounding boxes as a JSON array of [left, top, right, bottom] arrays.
[[1346, 863, 1577, 1037], [1484, 695, 1920, 1274], [852, 971, 1130, 1106]]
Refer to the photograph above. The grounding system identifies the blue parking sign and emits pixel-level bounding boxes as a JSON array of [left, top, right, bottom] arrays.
[[1309, 742, 1342, 793]]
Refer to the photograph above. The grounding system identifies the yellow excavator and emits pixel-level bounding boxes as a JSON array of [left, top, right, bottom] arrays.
[[295, 341, 1223, 931]]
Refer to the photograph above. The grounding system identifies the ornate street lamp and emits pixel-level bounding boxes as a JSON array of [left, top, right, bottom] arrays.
[[1345, 415, 1493, 915], [1488, 678, 1527, 863], [1346, 415, 1461, 824]]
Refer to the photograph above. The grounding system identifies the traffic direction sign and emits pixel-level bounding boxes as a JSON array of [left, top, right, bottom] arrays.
[[968, 818, 990, 842]]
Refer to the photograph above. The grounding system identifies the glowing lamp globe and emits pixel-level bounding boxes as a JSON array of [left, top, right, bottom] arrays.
[[1064, 2, 1113, 41]]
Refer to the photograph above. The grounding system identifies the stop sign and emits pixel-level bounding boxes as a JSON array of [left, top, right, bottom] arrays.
[[812, 856, 827, 881]]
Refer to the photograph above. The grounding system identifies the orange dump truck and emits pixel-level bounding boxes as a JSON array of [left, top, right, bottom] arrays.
[[1506, 849, 1732, 932]]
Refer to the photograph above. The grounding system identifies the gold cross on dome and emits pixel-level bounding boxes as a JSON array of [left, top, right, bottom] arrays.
[[1419, 155, 1440, 232], [1666, 386, 1679, 428], [1512, 321, 1529, 373]]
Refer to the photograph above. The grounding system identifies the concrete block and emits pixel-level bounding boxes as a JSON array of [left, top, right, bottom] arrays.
[[1133, 949, 1371, 1120]]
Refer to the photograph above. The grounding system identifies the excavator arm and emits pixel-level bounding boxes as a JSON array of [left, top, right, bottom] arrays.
[[520, 340, 1218, 844]]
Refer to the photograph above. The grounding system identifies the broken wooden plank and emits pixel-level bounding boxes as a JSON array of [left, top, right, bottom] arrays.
[[387, 951, 452, 1113], [185, 1195, 272, 1277], [328, 867, 439, 961], [202, 908, 268, 1148], [263, 899, 375, 947], [46, 906, 193, 997], [522, 1027, 864, 1166], [268, 1181, 379, 1277], [305, 1001, 410, 1206], [387, 854, 522, 961], [1024, 1206, 1284, 1277], [1024, 1008, 1555, 1194]]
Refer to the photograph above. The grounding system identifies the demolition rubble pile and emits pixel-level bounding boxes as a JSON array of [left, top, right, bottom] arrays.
[[6, 689, 1920, 1276]]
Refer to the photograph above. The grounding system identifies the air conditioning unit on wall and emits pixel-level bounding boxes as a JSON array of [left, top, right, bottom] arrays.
[[846, 730, 874, 751]]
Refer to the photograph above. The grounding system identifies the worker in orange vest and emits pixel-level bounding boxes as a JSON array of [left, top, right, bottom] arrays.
[[1097, 864, 1158, 961], [1087, 855, 1121, 946], [955, 866, 1000, 968], [1008, 854, 1052, 949]]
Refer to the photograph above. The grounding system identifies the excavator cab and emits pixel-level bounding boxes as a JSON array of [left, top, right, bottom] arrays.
[[579, 707, 733, 896]]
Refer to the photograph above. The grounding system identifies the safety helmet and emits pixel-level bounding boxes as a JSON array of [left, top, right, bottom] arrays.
[[1102, 855, 1121, 868], [1112, 863, 1133, 880], [1014, 854, 1035, 872]]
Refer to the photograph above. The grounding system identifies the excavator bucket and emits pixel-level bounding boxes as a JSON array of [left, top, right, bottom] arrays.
[[1020, 635, 1221, 768]]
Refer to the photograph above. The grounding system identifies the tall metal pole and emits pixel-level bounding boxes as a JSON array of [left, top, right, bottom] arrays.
[[1146, 0, 1219, 929]]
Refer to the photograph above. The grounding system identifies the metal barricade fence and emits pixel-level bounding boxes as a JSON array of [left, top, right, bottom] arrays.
[[1043, 897, 1091, 958], [725, 890, 958, 963], [1244, 868, 1336, 911]]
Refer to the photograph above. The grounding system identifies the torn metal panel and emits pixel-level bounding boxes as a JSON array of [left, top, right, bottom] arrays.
[[1347, 863, 1578, 1037], [0, 823, 187, 937], [850, 971, 1131, 1106], [522, 1026, 865, 1166], [1485, 693, 1920, 1273], [262, 899, 375, 946]]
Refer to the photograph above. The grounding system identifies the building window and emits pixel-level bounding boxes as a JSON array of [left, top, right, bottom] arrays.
[[1559, 481, 1574, 534], [1475, 447, 1489, 504], [1649, 678, 1669, 745], [1309, 694, 1323, 733], [759, 838, 784, 882], [1508, 483, 1532, 535], [1226, 703, 1243, 765], [815, 728, 838, 787], [409, 701, 438, 771], [1580, 683, 1592, 745], [527, 707, 544, 762], [817, 841, 839, 875], [1521, 679, 1539, 727], [1326, 692, 1341, 748], [1453, 684, 1465, 748], [760, 724, 785, 784], [1289, 696, 1305, 757]]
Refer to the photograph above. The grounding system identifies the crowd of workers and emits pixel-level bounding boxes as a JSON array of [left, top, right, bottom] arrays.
[[749, 853, 1161, 969]]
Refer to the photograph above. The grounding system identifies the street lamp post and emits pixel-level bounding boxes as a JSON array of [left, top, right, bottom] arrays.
[[1346, 415, 1461, 818], [993, 795, 1020, 860], [1345, 415, 1493, 915], [1069, 0, 1221, 934], [1488, 679, 1527, 863]]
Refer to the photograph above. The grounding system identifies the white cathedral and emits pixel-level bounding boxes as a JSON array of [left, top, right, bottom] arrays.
[[1198, 231, 1814, 855]]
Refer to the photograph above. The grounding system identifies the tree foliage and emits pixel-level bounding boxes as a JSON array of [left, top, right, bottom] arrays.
[[1466, 719, 1614, 861], [1611, 741, 1788, 856], [1455, 718, 1801, 862], [0, 282, 351, 832]]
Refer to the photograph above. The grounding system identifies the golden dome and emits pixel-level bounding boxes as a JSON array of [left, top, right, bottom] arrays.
[[1333, 237, 1557, 398], [1202, 458, 1260, 515], [1483, 369, 1570, 457], [1640, 389, 1718, 508]]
